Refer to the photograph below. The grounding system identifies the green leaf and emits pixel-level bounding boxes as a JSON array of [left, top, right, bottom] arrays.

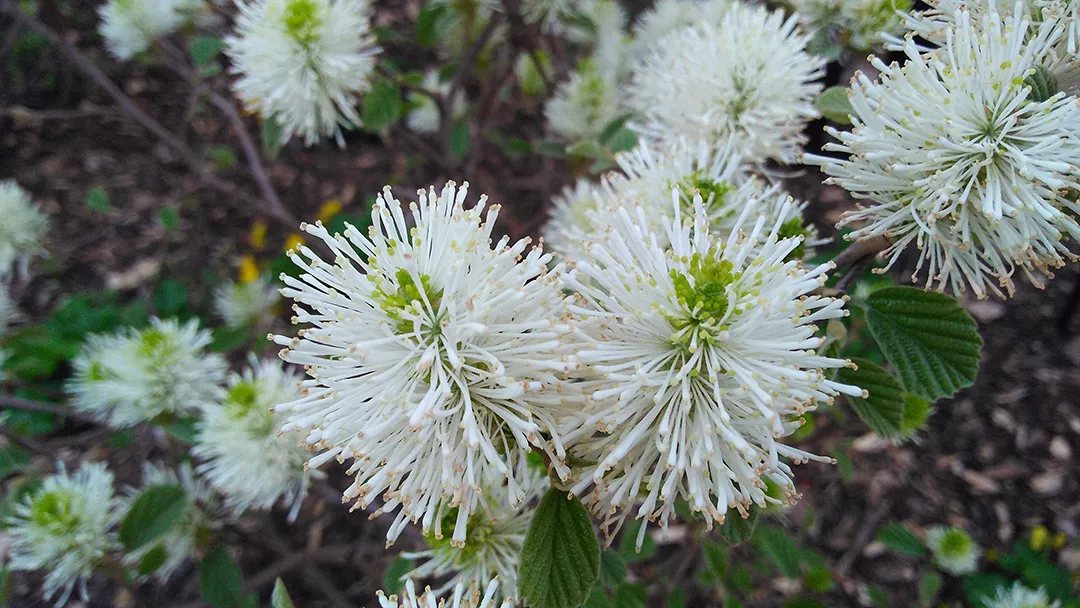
[[875, 524, 926, 557], [209, 146, 238, 170], [918, 571, 942, 607], [362, 80, 403, 132], [86, 187, 111, 212], [815, 87, 854, 124], [597, 113, 633, 145], [271, 578, 296, 608], [449, 122, 470, 159], [864, 286, 982, 400], [415, 4, 448, 47], [518, 488, 601, 608], [153, 279, 189, 318], [835, 358, 905, 439], [535, 140, 568, 157], [754, 526, 801, 578], [158, 206, 179, 231], [868, 586, 889, 608], [603, 128, 638, 154], [597, 550, 627, 588], [200, 546, 243, 608], [137, 544, 169, 577], [582, 587, 611, 608], [804, 566, 833, 592], [163, 415, 200, 444], [382, 556, 414, 596], [716, 508, 759, 546], [189, 37, 223, 68], [666, 589, 686, 608], [899, 393, 932, 438], [702, 540, 727, 578], [618, 519, 657, 562], [262, 117, 286, 160], [833, 450, 854, 483], [120, 485, 187, 551], [612, 583, 646, 608], [0, 447, 30, 478]]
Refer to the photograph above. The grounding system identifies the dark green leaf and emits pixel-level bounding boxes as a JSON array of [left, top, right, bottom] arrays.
[[603, 128, 638, 154], [209, 146, 237, 170], [875, 524, 925, 558], [209, 326, 250, 353], [189, 37, 223, 68], [864, 286, 982, 400], [666, 588, 686, 608], [262, 117, 286, 160], [86, 187, 111, 212], [804, 566, 833, 592], [597, 550, 627, 588], [899, 393, 932, 438], [415, 4, 448, 47], [163, 415, 200, 444], [200, 546, 243, 608], [107, 429, 136, 449], [362, 80, 403, 132], [963, 573, 1010, 607], [271, 578, 296, 608], [1025, 65, 1058, 102], [597, 114, 633, 145], [382, 556, 414, 596], [702, 540, 727, 578], [582, 587, 611, 608], [868, 586, 889, 608], [566, 140, 608, 160], [754, 526, 801, 578], [835, 358, 906, 439], [918, 571, 942, 607], [618, 519, 657, 562], [0, 447, 30, 478], [716, 508, 759, 546], [137, 544, 169, 577], [120, 485, 187, 551], [449, 123, 470, 159], [158, 207, 179, 232], [535, 140, 568, 157], [518, 489, 601, 608], [612, 583, 646, 608], [815, 87, 854, 124], [153, 279, 189, 318]]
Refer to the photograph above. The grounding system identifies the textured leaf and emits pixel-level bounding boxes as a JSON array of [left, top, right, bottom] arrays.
[[119, 485, 187, 551], [597, 550, 627, 587], [835, 358, 905, 439], [875, 524, 926, 557], [518, 489, 600, 608], [137, 544, 169, 577], [815, 87, 854, 124], [382, 555, 413, 596], [612, 583, 646, 608], [918, 572, 942, 607], [200, 546, 243, 608], [272, 578, 296, 608], [754, 526, 801, 578], [716, 508, 759, 546], [702, 540, 727, 577], [362, 80, 403, 132], [415, 3, 447, 47], [864, 286, 982, 400], [618, 519, 657, 562], [189, 37, 223, 68]]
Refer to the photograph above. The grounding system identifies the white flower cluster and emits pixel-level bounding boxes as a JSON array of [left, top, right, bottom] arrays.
[[791, 0, 910, 51], [97, 0, 199, 60], [407, 70, 467, 134], [986, 583, 1062, 608], [806, 5, 1080, 298], [274, 182, 581, 547], [68, 318, 225, 427], [926, 525, 981, 575], [226, 0, 380, 145], [0, 180, 48, 277], [193, 356, 315, 520], [275, 178, 858, 561], [214, 275, 281, 328], [6, 462, 122, 606], [378, 578, 513, 608], [545, 139, 811, 261]]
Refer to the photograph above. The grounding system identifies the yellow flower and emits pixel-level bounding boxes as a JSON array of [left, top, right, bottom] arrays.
[[284, 233, 304, 253], [1030, 526, 1050, 551], [316, 199, 343, 224], [249, 220, 268, 251], [239, 255, 260, 284]]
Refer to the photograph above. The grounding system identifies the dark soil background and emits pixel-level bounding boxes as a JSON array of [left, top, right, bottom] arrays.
[[1, 1, 1078, 607]]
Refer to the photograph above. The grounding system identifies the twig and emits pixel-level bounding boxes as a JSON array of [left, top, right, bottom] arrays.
[[830, 235, 892, 270], [156, 38, 297, 228], [0, 425, 48, 455], [0, 394, 90, 420], [835, 255, 874, 292], [501, 0, 554, 93], [0, 2, 286, 225], [446, 15, 501, 115], [836, 499, 892, 575]]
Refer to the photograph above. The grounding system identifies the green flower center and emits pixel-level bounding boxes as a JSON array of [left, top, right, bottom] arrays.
[[30, 490, 79, 534], [669, 252, 742, 346], [283, 0, 322, 46], [225, 380, 274, 436], [425, 506, 497, 562], [372, 268, 443, 336], [777, 217, 808, 260], [938, 529, 973, 559]]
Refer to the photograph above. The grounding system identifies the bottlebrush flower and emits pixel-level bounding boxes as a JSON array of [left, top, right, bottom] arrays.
[[122, 462, 218, 581], [193, 356, 315, 520], [404, 472, 546, 599], [986, 583, 1061, 608], [545, 59, 623, 141], [273, 182, 581, 546], [377, 578, 513, 608], [926, 526, 980, 575], [0, 180, 48, 277], [6, 462, 122, 606], [630, 0, 729, 56], [213, 275, 281, 328], [543, 177, 604, 259], [97, 0, 190, 60], [804, 9, 1080, 298], [628, 2, 825, 163], [69, 318, 226, 427], [791, 0, 910, 51], [226, 0, 380, 146], [562, 193, 861, 547]]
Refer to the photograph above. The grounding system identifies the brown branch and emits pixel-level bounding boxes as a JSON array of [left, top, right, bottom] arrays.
[[0, 425, 48, 455], [830, 235, 892, 270], [835, 255, 875, 292], [0, 2, 290, 227], [0, 394, 88, 419]]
